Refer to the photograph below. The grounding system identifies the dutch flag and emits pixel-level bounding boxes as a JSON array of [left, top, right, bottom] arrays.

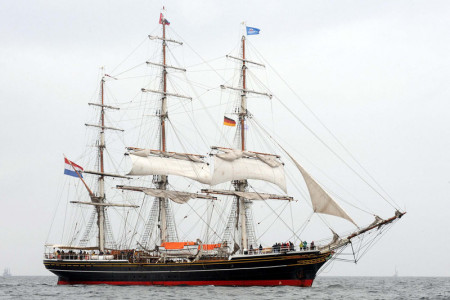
[[64, 157, 84, 178]]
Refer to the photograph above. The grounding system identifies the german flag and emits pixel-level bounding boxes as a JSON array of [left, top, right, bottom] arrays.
[[223, 116, 236, 127]]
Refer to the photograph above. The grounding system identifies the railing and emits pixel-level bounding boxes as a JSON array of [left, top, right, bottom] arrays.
[[44, 253, 128, 261], [44, 244, 319, 261], [244, 244, 317, 255]]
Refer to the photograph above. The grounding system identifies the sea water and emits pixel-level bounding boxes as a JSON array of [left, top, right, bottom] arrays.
[[0, 276, 449, 299]]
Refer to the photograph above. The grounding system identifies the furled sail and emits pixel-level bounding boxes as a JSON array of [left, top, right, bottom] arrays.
[[143, 189, 191, 204], [286, 152, 357, 226], [142, 189, 210, 204], [131, 149, 205, 163], [202, 189, 293, 201], [127, 152, 211, 184], [116, 185, 216, 204], [210, 148, 287, 192]]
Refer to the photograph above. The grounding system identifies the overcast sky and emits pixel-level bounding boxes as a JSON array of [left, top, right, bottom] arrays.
[[1, 0, 450, 277]]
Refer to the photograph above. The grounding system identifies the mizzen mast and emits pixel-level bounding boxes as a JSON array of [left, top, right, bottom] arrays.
[[91, 77, 117, 251], [81, 74, 128, 251]]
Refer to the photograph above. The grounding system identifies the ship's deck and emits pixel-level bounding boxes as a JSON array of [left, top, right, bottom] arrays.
[[43, 248, 322, 265]]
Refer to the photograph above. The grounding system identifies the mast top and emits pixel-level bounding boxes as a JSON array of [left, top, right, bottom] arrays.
[[148, 35, 182, 45]]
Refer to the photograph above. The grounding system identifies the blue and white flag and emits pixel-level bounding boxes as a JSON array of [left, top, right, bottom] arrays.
[[246, 26, 260, 35]]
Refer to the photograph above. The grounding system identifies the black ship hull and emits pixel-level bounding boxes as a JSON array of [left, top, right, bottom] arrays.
[[44, 251, 330, 286]]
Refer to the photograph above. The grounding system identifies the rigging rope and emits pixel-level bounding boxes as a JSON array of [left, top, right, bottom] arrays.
[[110, 37, 148, 75], [248, 184, 302, 241], [252, 115, 385, 216], [274, 96, 399, 211], [247, 40, 401, 211]]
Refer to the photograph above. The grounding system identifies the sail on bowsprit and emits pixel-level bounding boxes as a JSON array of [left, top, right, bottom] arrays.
[[44, 11, 405, 287], [284, 150, 357, 226]]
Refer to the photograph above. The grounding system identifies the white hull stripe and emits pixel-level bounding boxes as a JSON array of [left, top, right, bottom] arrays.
[[48, 264, 290, 273]]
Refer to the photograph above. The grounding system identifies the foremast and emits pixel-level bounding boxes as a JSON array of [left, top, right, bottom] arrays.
[[222, 35, 273, 253], [236, 36, 249, 251]]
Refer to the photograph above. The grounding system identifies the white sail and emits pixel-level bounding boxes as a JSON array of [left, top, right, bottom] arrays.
[[287, 152, 357, 226], [128, 154, 211, 184], [210, 149, 287, 192]]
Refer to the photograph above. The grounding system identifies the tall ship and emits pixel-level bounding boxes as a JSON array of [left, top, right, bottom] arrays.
[[43, 10, 405, 286], [3, 268, 11, 278]]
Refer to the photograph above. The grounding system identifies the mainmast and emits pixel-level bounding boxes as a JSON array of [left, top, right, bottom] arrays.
[[161, 22, 168, 153], [158, 19, 169, 244], [97, 77, 106, 252], [141, 13, 189, 245]]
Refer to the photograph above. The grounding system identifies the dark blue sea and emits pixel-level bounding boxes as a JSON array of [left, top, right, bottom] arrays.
[[0, 276, 448, 299]]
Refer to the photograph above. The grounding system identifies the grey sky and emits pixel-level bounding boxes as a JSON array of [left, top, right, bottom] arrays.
[[1, 0, 449, 276]]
